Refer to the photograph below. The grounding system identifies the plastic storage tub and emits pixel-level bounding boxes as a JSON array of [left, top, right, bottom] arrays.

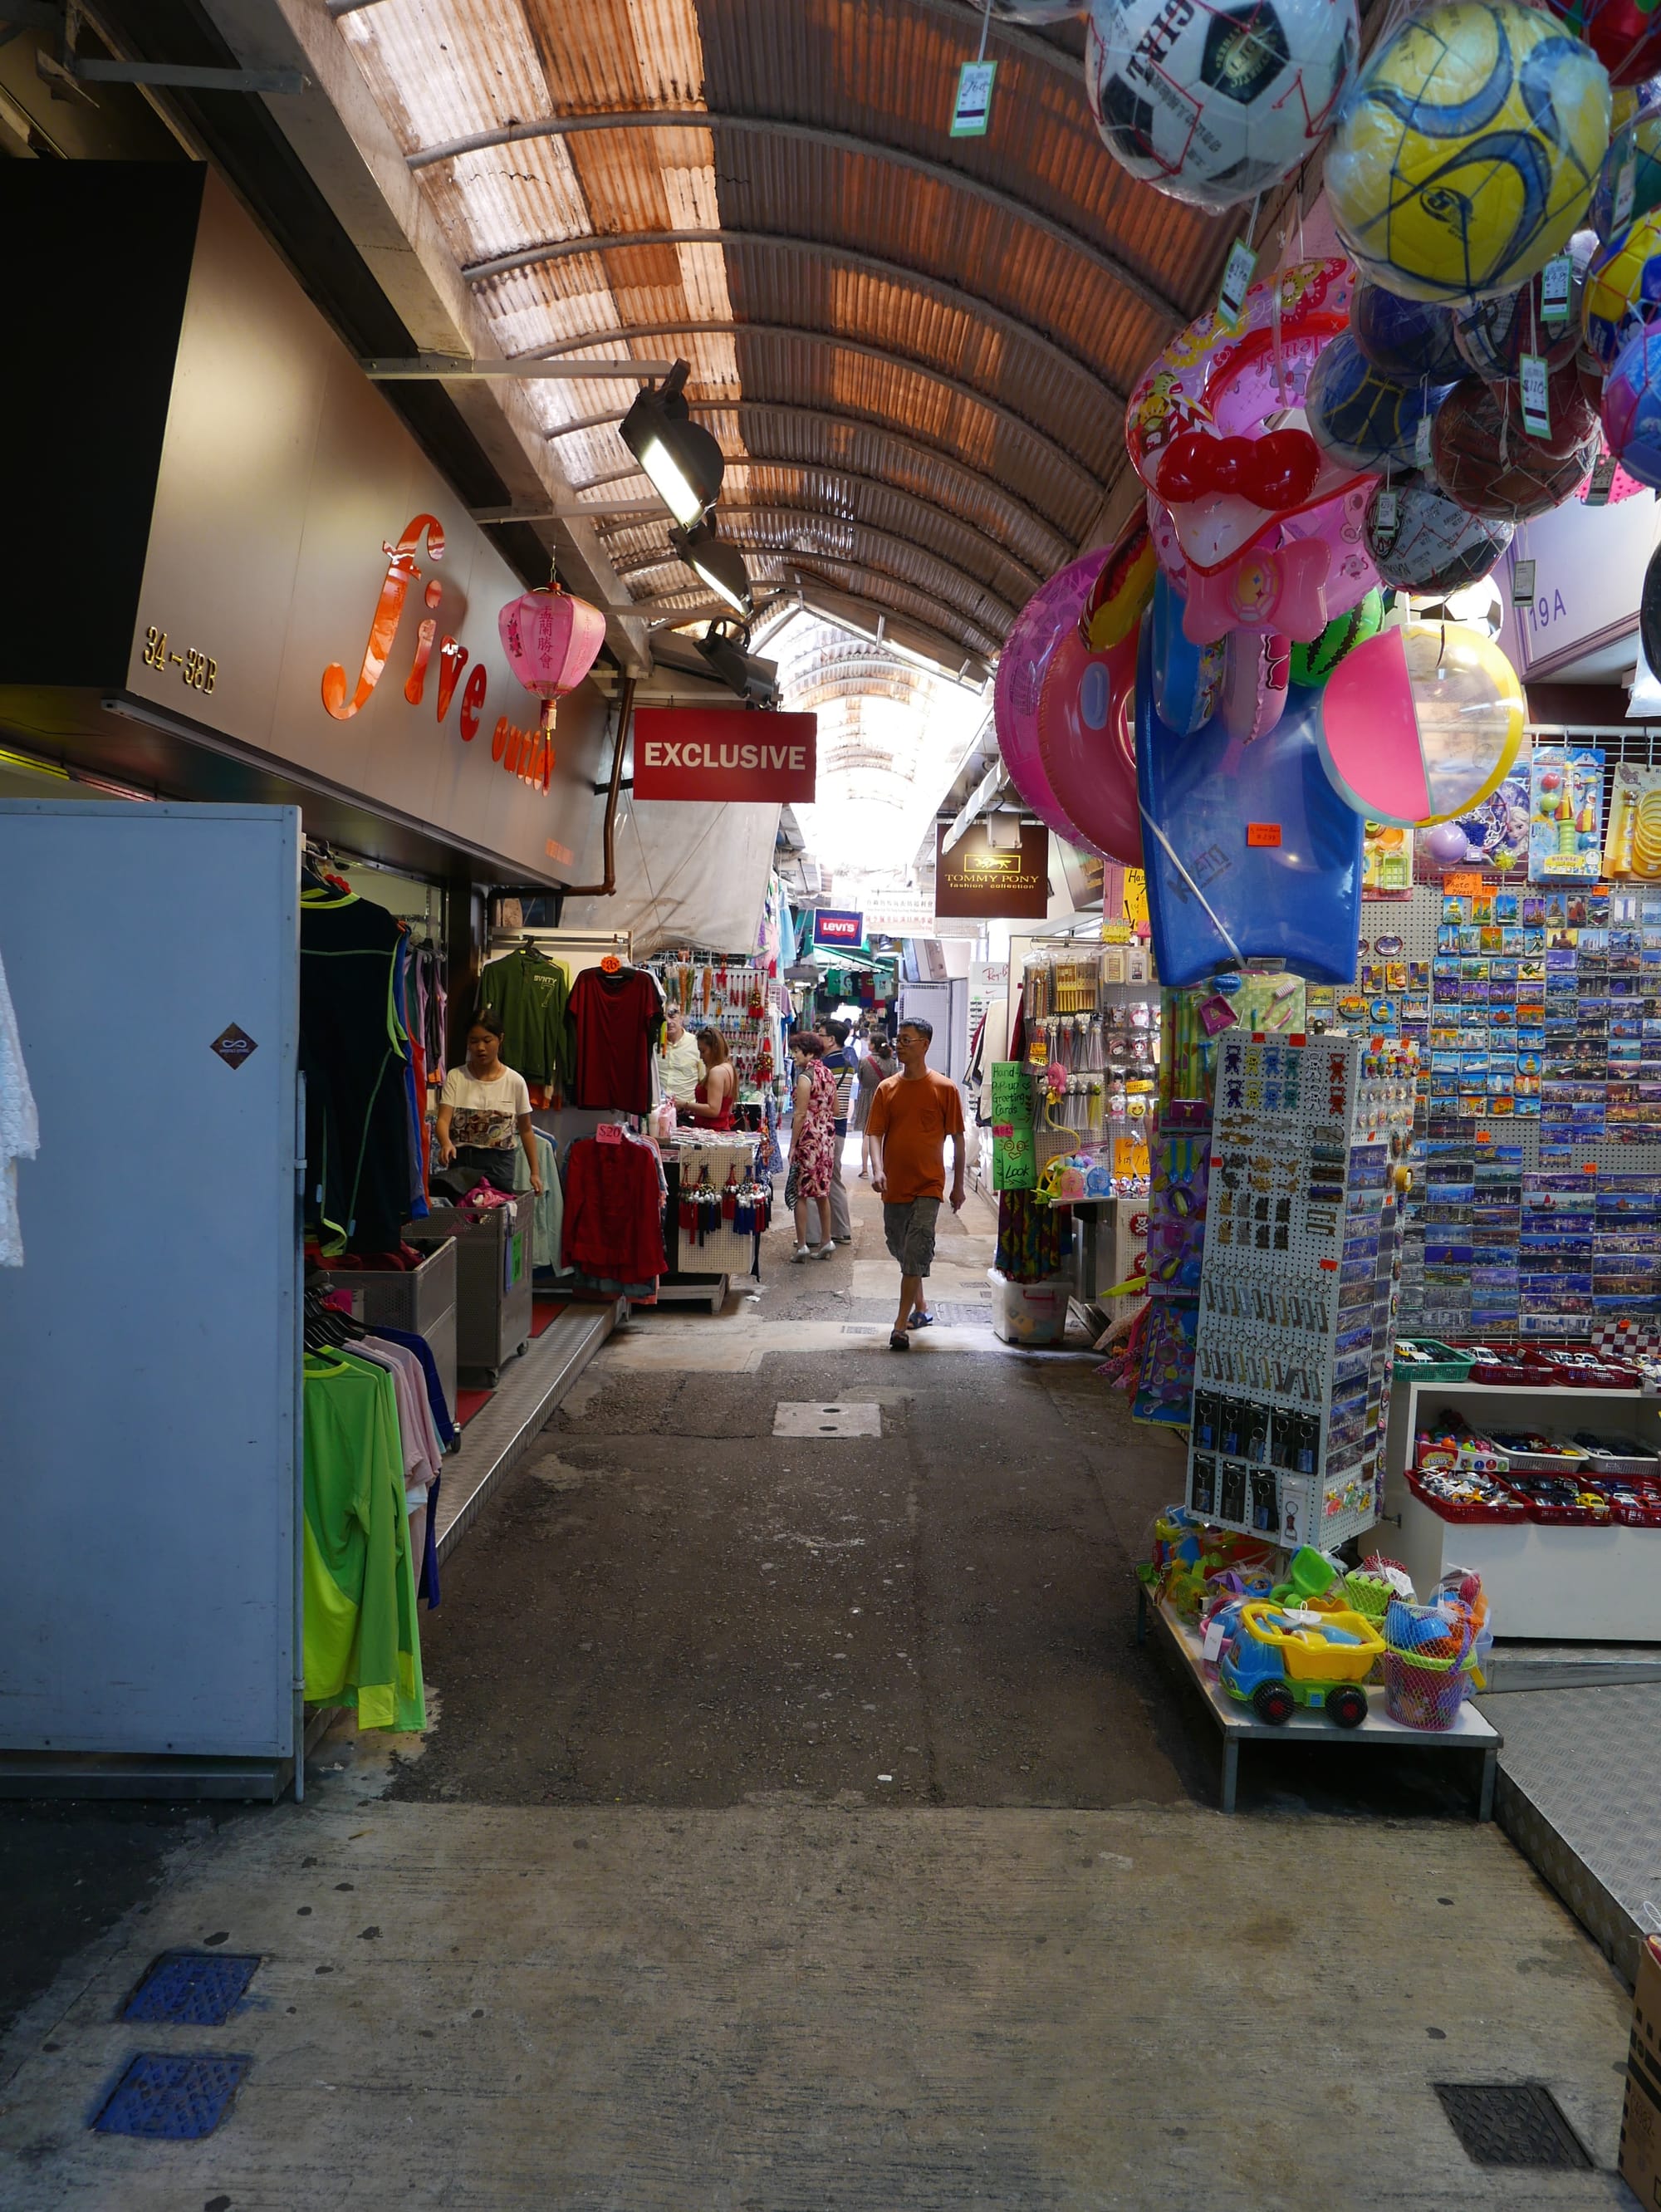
[[311, 1234, 458, 1429], [987, 1267, 1071, 1346]]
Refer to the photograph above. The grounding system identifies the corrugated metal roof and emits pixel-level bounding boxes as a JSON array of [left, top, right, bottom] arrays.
[[331, 0, 1232, 659]]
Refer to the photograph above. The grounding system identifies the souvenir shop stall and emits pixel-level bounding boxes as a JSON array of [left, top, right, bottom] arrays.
[[981, 0, 1661, 1776], [648, 949, 783, 1136]]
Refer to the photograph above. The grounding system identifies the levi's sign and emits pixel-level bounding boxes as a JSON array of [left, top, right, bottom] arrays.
[[812, 910, 864, 948], [631, 709, 816, 804]]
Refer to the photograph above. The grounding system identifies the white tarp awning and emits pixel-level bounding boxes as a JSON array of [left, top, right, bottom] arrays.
[[561, 796, 778, 956]]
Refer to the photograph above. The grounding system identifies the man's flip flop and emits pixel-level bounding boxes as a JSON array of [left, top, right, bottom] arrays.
[[889, 1329, 911, 1351], [909, 1308, 935, 1328]]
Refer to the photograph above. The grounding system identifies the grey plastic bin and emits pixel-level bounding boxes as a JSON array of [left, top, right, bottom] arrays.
[[406, 1201, 533, 1385], [311, 1234, 458, 1430]]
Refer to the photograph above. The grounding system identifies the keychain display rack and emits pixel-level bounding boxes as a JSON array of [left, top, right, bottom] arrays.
[[649, 955, 777, 1091], [1187, 1032, 1418, 1552], [658, 1133, 770, 1310]]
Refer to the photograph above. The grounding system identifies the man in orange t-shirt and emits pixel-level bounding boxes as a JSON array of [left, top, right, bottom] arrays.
[[866, 1016, 965, 1351]]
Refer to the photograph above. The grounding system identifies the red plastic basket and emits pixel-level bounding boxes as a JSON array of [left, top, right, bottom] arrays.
[[1404, 1470, 1528, 1524]]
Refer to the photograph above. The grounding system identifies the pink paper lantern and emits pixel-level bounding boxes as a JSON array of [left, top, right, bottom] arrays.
[[498, 584, 606, 729]]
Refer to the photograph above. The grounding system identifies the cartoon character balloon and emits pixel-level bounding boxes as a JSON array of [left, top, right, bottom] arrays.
[[993, 552, 1114, 843]]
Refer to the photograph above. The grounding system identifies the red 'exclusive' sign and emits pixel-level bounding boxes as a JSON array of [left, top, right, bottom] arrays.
[[632, 709, 817, 804]]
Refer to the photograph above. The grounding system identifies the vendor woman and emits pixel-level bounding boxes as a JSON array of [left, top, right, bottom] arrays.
[[435, 1010, 543, 1196], [683, 1028, 737, 1129]]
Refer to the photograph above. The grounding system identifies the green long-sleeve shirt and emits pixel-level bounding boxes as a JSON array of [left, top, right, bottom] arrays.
[[475, 951, 572, 1087]]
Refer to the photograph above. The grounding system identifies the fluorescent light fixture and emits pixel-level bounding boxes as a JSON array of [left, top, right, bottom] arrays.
[[670, 519, 752, 617], [620, 359, 723, 527]]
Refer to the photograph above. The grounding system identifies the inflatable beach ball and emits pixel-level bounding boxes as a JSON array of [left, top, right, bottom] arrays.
[[1326, 2, 1611, 304], [1582, 208, 1661, 360], [1084, 0, 1360, 211], [1319, 620, 1525, 826], [1305, 331, 1449, 469], [1602, 321, 1661, 486], [1364, 477, 1515, 591], [1290, 589, 1384, 686], [1431, 367, 1600, 516], [1350, 280, 1463, 380]]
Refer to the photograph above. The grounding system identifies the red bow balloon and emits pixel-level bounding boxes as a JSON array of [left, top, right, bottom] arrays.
[[1157, 428, 1323, 511]]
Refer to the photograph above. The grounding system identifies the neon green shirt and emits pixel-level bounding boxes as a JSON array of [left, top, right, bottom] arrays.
[[303, 1351, 425, 1732]]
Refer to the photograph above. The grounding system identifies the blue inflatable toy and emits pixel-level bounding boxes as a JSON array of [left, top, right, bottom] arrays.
[[1134, 620, 1365, 987], [1150, 567, 1224, 736]]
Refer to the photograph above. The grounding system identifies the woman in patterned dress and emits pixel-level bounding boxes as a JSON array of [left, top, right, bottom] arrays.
[[788, 1032, 837, 1260]]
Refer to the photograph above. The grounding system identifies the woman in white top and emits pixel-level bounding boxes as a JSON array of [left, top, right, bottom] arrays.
[[435, 1011, 543, 1197]]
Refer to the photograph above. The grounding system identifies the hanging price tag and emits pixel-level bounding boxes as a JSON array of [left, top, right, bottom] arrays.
[[1512, 557, 1537, 606], [1541, 253, 1572, 325], [1616, 146, 1638, 233], [1519, 352, 1551, 439], [1414, 408, 1433, 467], [950, 58, 997, 136], [1218, 236, 1257, 325], [1373, 487, 1399, 545], [1585, 450, 1618, 505]]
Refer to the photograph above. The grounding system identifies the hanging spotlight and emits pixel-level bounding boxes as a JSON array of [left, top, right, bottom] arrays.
[[620, 359, 723, 527], [670, 517, 753, 618]]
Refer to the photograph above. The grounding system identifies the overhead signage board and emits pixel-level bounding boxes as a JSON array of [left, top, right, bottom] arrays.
[[632, 709, 817, 804], [812, 909, 865, 949], [104, 169, 604, 885], [864, 890, 938, 938], [934, 822, 1050, 920]]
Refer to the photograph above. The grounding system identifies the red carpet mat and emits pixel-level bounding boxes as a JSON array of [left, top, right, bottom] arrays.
[[530, 1296, 568, 1337], [455, 1388, 492, 1428]]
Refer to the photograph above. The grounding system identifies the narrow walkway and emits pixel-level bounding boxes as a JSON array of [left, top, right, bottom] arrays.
[[0, 1173, 1640, 2209]]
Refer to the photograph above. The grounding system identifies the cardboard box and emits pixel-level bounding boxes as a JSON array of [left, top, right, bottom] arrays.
[[1622, 1933, 1661, 2210]]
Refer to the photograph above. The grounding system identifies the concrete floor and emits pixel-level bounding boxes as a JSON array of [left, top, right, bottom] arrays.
[[0, 1176, 1642, 2208]]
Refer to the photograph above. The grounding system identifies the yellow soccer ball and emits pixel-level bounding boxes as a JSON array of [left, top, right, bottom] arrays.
[[1327, 0, 1610, 304]]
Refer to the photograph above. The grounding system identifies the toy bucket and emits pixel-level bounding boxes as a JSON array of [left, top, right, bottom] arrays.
[[1382, 1645, 1471, 1731]]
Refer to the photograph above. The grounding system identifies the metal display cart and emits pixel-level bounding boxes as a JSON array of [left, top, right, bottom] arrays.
[[311, 1234, 458, 1428], [406, 1202, 532, 1385]]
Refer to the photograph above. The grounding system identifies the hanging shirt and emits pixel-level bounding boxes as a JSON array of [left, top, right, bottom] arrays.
[[301, 888, 415, 1258], [568, 968, 664, 1112], [475, 951, 571, 1086], [301, 1351, 425, 1732], [440, 1066, 531, 1151], [562, 1132, 668, 1280], [0, 947, 39, 1269]]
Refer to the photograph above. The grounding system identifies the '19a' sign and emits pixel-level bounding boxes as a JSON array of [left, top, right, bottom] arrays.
[[631, 709, 816, 804]]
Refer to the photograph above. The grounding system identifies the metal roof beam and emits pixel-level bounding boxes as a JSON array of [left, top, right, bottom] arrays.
[[785, 569, 998, 671], [546, 395, 1082, 554], [610, 510, 1021, 626], [524, 319, 1110, 491], [502, 469, 1045, 591], [461, 228, 1123, 400], [405, 110, 1183, 326]]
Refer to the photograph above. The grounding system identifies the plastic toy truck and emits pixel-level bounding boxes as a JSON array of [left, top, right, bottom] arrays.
[[1218, 1602, 1384, 1728]]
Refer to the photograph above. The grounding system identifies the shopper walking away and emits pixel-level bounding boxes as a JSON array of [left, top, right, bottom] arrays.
[[684, 1028, 737, 1130], [656, 1002, 703, 1110], [434, 1012, 543, 1199], [866, 1017, 964, 1350], [853, 1030, 899, 1178], [786, 1032, 837, 1260], [820, 1019, 857, 1242]]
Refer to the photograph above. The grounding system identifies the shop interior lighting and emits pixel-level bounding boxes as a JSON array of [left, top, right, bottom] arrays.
[[670, 520, 753, 619], [620, 359, 723, 528]]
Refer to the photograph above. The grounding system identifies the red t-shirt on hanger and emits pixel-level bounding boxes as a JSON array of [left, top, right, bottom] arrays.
[[569, 967, 663, 1111]]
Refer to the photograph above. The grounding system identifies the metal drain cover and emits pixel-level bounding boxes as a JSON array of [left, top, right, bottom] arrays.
[[773, 1401, 882, 1437], [1433, 2083, 1591, 2169], [123, 1950, 260, 2027], [94, 2052, 252, 2140]]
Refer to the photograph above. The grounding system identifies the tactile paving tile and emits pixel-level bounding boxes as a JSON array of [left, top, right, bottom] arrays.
[[1433, 2082, 1590, 2169], [122, 1950, 260, 2028], [93, 2053, 252, 2140]]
